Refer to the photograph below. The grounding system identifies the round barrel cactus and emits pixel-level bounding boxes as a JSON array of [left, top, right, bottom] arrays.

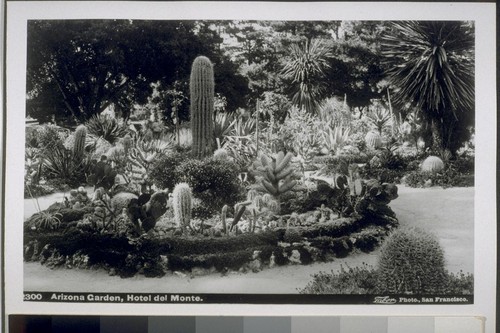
[[365, 131, 383, 149], [377, 227, 448, 294], [421, 156, 445, 173]]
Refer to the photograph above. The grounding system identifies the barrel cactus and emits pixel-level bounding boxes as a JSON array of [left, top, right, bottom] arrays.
[[190, 56, 215, 159], [421, 156, 445, 173], [365, 131, 383, 149], [377, 227, 447, 294], [173, 182, 192, 231]]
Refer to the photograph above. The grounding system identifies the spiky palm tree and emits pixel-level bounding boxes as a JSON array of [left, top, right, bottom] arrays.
[[281, 39, 332, 114], [382, 21, 474, 154]]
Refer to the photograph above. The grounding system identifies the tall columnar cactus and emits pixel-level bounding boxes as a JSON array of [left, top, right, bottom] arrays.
[[190, 56, 215, 159], [173, 182, 192, 231], [252, 151, 297, 209], [73, 125, 87, 160]]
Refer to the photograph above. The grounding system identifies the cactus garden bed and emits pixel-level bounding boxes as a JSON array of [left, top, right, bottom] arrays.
[[24, 213, 397, 278]]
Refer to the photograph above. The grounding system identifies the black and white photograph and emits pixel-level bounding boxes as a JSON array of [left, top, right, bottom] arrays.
[[3, 1, 496, 332]]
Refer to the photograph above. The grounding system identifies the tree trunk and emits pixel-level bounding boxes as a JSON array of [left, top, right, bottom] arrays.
[[431, 118, 443, 152]]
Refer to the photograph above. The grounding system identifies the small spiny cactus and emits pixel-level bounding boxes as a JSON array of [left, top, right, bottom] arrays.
[[173, 182, 192, 231], [73, 125, 87, 160]]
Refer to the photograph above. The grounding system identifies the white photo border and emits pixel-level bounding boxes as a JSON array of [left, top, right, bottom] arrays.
[[4, 1, 497, 332]]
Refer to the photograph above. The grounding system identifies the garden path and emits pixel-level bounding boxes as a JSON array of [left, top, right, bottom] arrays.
[[23, 185, 474, 293]]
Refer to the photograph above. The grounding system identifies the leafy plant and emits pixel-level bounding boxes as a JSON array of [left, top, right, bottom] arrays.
[[176, 157, 244, 212]]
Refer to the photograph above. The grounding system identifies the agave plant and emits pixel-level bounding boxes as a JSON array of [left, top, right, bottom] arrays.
[[214, 112, 236, 147], [322, 125, 351, 155], [85, 114, 129, 144], [31, 211, 62, 230]]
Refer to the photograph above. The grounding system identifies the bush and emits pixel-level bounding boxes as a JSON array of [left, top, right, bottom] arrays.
[[26, 124, 68, 151], [149, 152, 184, 191], [176, 157, 245, 212], [377, 227, 448, 294], [299, 263, 378, 294], [405, 160, 474, 188], [299, 263, 473, 295]]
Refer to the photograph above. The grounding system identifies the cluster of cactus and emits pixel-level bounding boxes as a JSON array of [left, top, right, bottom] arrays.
[[172, 183, 192, 231], [67, 187, 90, 209], [252, 151, 298, 206], [421, 155, 445, 173], [190, 55, 215, 159], [221, 189, 280, 234], [377, 227, 448, 294]]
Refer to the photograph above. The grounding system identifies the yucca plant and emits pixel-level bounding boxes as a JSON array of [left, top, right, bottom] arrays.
[[382, 21, 474, 153], [365, 108, 393, 135], [281, 39, 332, 114]]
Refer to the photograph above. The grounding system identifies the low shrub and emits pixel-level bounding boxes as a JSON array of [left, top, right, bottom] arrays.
[[299, 263, 474, 295], [176, 157, 245, 212], [149, 152, 184, 191], [405, 159, 474, 188], [377, 227, 448, 294], [360, 166, 405, 184], [299, 263, 378, 294]]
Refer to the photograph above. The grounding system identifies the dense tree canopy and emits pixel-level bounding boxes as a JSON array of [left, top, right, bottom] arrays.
[[27, 20, 248, 123], [26, 19, 474, 149]]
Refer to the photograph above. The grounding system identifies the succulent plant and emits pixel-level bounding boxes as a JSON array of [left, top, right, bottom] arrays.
[[421, 156, 445, 173], [365, 131, 383, 149], [377, 227, 447, 294], [173, 183, 192, 231], [73, 125, 87, 161], [252, 151, 298, 210], [190, 56, 215, 159]]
